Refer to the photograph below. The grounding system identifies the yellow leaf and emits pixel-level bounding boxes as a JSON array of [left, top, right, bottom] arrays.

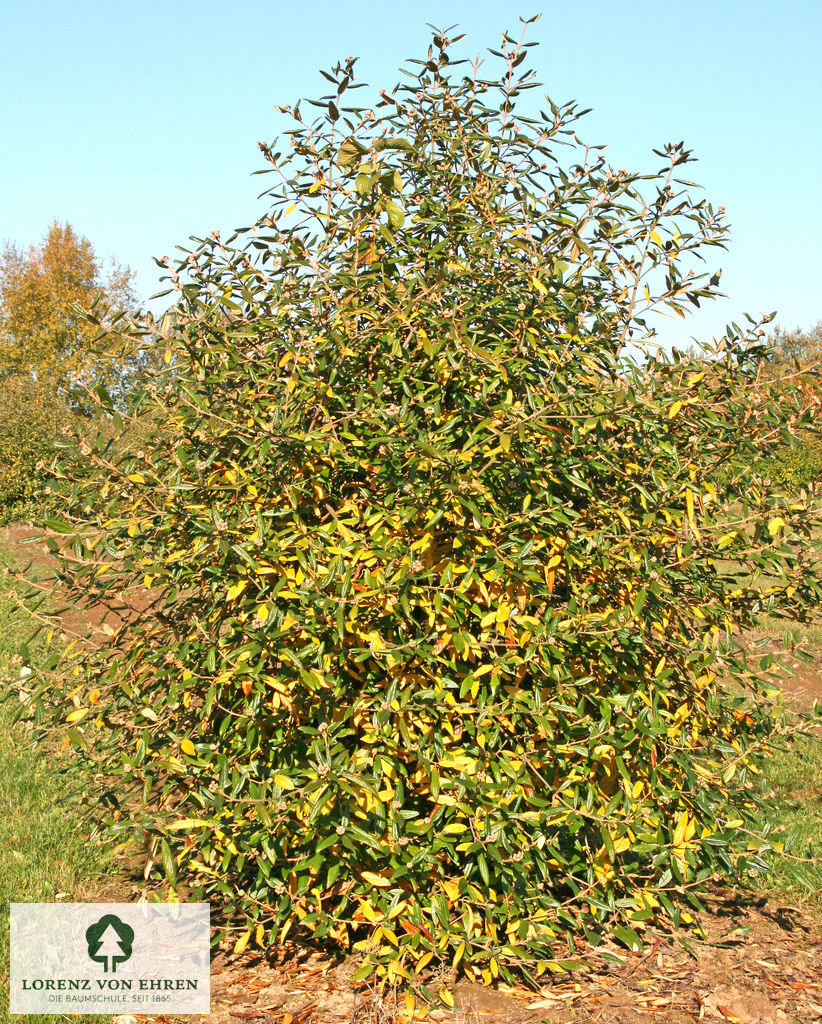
[[768, 516, 787, 537], [180, 738, 196, 757], [254, 604, 269, 623], [254, 563, 279, 575], [668, 401, 683, 419], [358, 899, 382, 923], [234, 929, 251, 955], [361, 870, 392, 888], [442, 878, 461, 902], [167, 818, 211, 830], [127, 473, 146, 484], [65, 708, 88, 723], [226, 579, 247, 601], [499, 433, 511, 452], [255, 923, 266, 947], [439, 985, 455, 1008], [685, 490, 700, 539], [274, 774, 296, 791], [673, 810, 691, 847], [672, 702, 690, 726], [416, 951, 434, 974]]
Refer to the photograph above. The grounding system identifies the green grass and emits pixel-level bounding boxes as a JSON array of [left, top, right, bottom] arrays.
[[0, 538, 112, 1024], [750, 614, 822, 653], [752, 731, 822, 904]]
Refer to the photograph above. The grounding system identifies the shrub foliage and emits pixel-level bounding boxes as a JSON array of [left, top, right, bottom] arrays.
[[23, 25, 822, 989]]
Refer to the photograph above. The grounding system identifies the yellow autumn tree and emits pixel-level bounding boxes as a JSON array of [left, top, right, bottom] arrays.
[[0, 220, 136, 389], [0, 221, 139, 521]]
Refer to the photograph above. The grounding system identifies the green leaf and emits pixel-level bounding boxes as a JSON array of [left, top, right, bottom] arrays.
[[337, 137, 366, 166], [612, 924, 642, 952], [384, 201, 404, 230], [160, 840, 177, 887]]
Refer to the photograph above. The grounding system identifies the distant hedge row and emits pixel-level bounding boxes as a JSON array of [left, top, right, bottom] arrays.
[[0, 375, 71, 524], [0, 375, 156, 525], [764, 436, 822, 490]]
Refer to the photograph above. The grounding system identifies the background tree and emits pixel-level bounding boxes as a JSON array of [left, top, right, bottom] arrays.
[[0, 220, 137, 393], [16, 23, 822, 993], [767, 321, 822, 371], [0, 221, 143, 521]]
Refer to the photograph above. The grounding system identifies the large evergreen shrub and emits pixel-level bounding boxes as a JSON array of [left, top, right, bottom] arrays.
[[21, 24, 822, 990]]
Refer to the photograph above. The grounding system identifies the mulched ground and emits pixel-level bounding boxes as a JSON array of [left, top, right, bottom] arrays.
[[121, 886, 821, 1024]]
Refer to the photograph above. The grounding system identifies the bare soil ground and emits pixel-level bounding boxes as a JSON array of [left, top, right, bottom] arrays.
[[4, 526, 822, 1023], [1, 523, 155, 639], [136, 889, 821, 1024]]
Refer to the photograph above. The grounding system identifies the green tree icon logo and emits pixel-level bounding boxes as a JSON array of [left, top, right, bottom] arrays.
[[85, 915, 134, 973]]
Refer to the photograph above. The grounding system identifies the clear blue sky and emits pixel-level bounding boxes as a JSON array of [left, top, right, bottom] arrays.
[[2, 0, 819, 347]]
